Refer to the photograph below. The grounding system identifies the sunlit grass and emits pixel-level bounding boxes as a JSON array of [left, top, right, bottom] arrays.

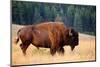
[[12, 24, 96, 65]]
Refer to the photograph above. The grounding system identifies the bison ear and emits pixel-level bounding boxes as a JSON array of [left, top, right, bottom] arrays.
[[69, 28, 73, 36]]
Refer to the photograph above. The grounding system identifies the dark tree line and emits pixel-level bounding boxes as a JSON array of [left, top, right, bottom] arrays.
[[12, 1, 96, 35]]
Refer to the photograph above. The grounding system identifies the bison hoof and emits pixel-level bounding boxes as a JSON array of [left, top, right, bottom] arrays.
[[71, 46, 75, 51], [57, 48, 65, 55], [50, 49, 56, 56]]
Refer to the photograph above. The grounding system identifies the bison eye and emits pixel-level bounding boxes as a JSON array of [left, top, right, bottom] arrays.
[[71, 37, 74, 40]]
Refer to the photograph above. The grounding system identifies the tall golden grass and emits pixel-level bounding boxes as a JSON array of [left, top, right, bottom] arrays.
[[12, 24, 96, 66]]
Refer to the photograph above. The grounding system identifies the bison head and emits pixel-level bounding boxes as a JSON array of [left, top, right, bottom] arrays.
[[65, 28, 79, 51]]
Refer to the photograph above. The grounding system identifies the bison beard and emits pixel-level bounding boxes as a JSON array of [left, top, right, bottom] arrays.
[[15, 22, 79, 56]]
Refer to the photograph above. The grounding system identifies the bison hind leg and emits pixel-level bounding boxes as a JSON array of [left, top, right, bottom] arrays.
[[37, 47, 39, 50], [20, 41, 31, 56], [20, 43, 26, 55]]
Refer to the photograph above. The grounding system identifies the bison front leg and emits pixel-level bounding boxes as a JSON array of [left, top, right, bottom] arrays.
[[57, 47, 65, 55], [49, 31, 57, 56], [50, 47, 57, 56], [71, 45, 75, 51]]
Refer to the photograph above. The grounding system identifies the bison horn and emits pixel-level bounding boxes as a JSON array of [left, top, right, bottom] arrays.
[[69, 29, 72, 36]]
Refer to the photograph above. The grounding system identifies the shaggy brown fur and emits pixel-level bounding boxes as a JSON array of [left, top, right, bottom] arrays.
[[15, 22, 79, 56]]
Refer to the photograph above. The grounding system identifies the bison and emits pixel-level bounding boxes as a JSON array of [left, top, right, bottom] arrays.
[[15, 22, 79, 56]]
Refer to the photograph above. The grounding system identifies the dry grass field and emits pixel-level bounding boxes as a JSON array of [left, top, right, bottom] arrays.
[[11, 24, 96, 66]]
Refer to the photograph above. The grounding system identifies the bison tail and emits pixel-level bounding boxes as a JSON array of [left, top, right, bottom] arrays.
[[14, 37, 19, 44], [14, 29, 21, 44]]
